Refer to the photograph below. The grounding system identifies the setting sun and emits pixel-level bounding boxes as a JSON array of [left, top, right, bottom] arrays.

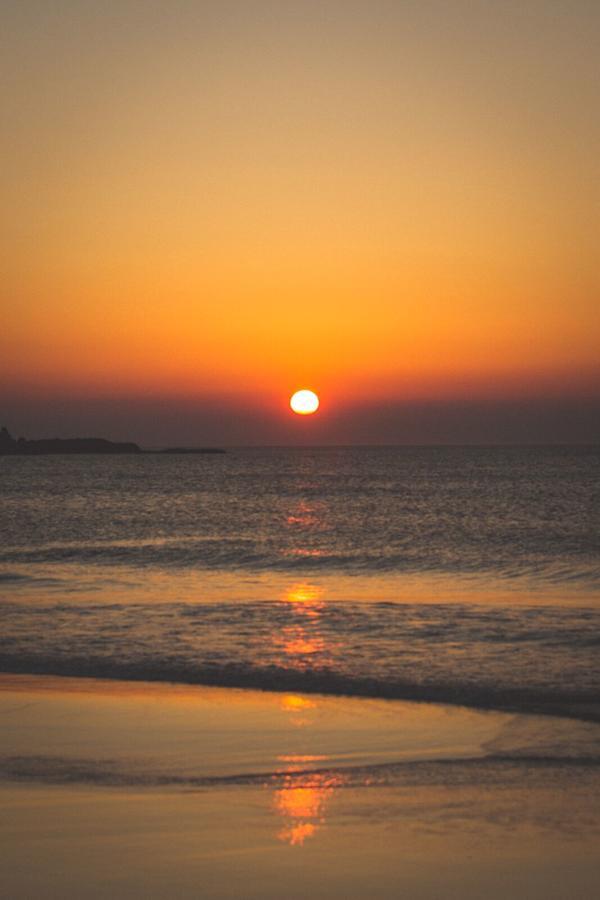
[[290, 390, 320, 416]]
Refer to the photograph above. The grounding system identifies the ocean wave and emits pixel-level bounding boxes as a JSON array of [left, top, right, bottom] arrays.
[[2, 750, 599, 791], [0, 654, 598, 723], [1, 597, 599, 721], [1, 540, 599, 587], [2, 448, 598, 594]]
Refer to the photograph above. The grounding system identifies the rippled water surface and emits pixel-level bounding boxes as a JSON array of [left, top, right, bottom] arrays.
[[1, 446, 598, 717], [2, 446, 598, 579]]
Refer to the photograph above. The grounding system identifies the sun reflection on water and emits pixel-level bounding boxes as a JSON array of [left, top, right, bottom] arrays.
[[284, 583, 323, 606], [274, 769, 344, 846], [270, 587, 344, 846], [274, 582, 334, 672], [278, 581, 333, 671], [286, 500, 321, 528], [280, 694, 316, 712]]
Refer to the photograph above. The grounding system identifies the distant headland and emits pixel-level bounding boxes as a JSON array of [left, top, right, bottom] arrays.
[[0, 427, 225, 455]]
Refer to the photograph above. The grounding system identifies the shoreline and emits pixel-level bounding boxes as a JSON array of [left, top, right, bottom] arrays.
[[0, 664, 598, 725], [1, 673, 599, 900], [2, 672, 599, 769]]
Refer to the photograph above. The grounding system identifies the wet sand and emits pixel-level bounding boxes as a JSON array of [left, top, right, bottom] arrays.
[[1, 675, 599, 899]]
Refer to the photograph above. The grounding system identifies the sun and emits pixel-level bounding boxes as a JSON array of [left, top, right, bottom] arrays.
[[290, 390, 319, 415]]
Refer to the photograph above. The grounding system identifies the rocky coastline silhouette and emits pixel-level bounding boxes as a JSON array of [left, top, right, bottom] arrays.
[[0, 426, 224, 455]]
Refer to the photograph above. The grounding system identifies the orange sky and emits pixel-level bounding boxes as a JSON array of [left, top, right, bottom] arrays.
[[2, 2, 599, 442]]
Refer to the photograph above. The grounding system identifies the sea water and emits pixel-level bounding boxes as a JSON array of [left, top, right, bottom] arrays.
[[1, 446, 599, 718]]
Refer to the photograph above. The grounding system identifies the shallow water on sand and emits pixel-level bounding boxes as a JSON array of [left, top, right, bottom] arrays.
[[1, 676, 599, 900]]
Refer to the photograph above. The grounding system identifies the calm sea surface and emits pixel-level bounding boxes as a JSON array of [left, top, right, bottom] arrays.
[[1, 446, 599, 718]]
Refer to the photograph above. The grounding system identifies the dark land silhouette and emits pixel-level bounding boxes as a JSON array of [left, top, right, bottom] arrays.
[[0, 426, 141, 455], [0, 426, 225, 455]]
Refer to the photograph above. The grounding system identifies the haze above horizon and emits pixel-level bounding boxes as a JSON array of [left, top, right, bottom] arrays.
[[2, 1, 598, 444]]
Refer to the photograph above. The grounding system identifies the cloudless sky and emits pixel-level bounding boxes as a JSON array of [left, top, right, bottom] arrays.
[[2, 1, 599, 443]]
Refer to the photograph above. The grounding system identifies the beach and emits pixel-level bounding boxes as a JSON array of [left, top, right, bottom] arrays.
[[1, 446, 599, 897], [4, 0, 600, 893], [2, 674, 599, 900]]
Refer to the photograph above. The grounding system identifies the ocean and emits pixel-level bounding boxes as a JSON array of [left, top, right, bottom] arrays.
[[1, 445, 598, 721]]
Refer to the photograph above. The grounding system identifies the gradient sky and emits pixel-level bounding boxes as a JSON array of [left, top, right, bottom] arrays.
[[2, 1, 599, 444]]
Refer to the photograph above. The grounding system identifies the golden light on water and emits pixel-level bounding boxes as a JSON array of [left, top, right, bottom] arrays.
[[284, 584, 323, 605], [290, 390, 320, 415], [275, 583, 331, 675], [273, 589, 342, 847], [280, 694, 316, 712], [275, 771, 343, 846]]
